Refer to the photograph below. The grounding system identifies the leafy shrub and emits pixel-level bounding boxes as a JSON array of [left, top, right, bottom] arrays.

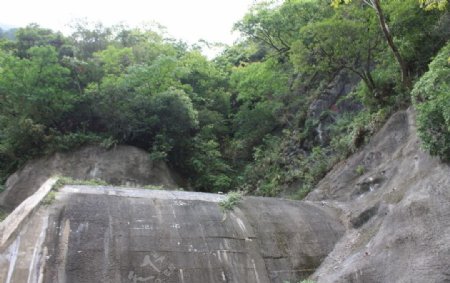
[[355, 165, 365, 175], [142, 184, 164, 190], [219, 191, 244, 212], [240, 131, 335, 199], [100, 136, 118, 149], [188, 132, 233, 193], [46, 132, 102, 153], [415, 93, 450, 160], [329, 107, 390, 157], [53, 176, 109, 190], [42, 176, 110, 206], [412, 43, 450, 161]]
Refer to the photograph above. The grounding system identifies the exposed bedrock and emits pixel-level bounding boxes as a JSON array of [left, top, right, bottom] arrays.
[[307, 109, 450, 282]]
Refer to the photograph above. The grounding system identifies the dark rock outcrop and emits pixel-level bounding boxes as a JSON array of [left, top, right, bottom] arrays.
[[307, 71, 361, 121], [307, 71, 362, 147]]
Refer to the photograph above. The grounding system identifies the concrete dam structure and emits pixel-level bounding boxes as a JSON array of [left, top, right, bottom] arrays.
[[0, 180, 344, 283]]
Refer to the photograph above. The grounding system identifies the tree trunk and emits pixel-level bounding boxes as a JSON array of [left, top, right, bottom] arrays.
[[372, 0, 412, 89]]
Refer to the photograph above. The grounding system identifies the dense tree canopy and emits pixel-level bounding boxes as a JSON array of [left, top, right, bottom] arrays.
[[0, 0, 448, 195]]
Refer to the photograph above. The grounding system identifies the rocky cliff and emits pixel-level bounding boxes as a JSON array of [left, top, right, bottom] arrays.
[[307, 108, 450, 282]]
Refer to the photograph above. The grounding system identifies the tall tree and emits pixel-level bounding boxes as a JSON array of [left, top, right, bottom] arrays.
[[291, 8, 383, 95], [331, 0, 412, 89], [15, 24, 65, 58], [234, 0, 332, 60]]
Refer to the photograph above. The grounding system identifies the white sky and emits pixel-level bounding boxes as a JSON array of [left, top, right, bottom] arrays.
[[1, 0, 258, 45]]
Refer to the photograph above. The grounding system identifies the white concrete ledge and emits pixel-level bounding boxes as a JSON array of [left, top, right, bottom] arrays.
[[0, 177, 58, 250], [61, 185, 226, 202]]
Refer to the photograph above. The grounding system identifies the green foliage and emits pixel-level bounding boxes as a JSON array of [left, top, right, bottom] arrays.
[[91, 81, 198, 152], [355, 165, 365, 175], [333, 0, 448, 11], [70, 21, 113, 59], [331, 0, 449, 89], [0, 45, 75, 123], [41, 191, 56, 206], [53, 176, 109, 191], [189, 133, 233, 192], [100, 136, 118, 149], [41, 176, 110, 207], [415, 94, 450, 160], [0, 1, 448, 197], [329, 107, 390, 156], [291, 7, 381, 88], [385, 0, 448, 74], [294, 146, 330, 199], [419, 0, 449, 10], [413, 43, 450, 160], [232, 100, 282, 160], [228, 58, 288, 163], [240, 132, 333, 198], [235, 0, 331, 58], [14, 24, 65, 58], [231, 59, 289, 103], [142, 184, 164, 190], [125, 56, 186, 95], [219, 191, 244, 211], [46, 132, 102, 152], [0, 207, 9, 222], [94, 45, 134, 75]]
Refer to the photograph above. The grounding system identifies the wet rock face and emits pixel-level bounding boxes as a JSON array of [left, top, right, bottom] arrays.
[[306, 71, 362, 147], [307, 108, 450, 282], [307, 71, 361, 121], [1, 186, 344, 283], [0, 145, 181, 209]]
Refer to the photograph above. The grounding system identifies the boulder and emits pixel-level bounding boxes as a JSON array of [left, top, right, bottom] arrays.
[[0, 145, 182, 209]]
